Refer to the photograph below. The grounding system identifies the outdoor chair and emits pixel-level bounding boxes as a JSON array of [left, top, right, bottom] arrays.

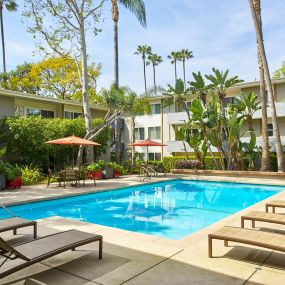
[[208, 226, 285, 258], [0, 204, 37, 238], [47, 169, 65, 187], [241, 210, 285, 229], [0, 229, 103, 279], [265, 200, 285, 213]]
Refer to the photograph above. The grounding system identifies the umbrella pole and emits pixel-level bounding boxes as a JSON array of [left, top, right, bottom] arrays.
[[146, 146, 148, 166], [72, 146, 74, 169]]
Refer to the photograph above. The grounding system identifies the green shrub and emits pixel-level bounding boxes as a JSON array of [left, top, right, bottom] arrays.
[[21, 164, 43, 185], [175, 160, 203, 169], [0, 117, 110, 172], [5, 164, 22, 181]]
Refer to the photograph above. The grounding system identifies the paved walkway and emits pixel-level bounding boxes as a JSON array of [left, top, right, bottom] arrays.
[[1, 175, 285, 285]]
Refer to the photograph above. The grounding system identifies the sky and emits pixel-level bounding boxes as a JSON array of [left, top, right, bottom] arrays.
[[3, 0, 285, 94]]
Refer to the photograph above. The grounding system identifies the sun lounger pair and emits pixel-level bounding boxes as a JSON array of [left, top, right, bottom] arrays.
[[0, 213, 103, 279], [209, 200, 285, 258]]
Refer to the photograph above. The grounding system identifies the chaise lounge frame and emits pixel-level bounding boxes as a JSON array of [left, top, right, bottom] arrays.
[[0, 229, 103, 279]]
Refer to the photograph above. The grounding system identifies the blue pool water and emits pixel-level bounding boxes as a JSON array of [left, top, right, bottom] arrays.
[[1, 180, 283, 240]]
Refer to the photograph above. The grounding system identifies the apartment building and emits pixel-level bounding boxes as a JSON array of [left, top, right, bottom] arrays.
[[124, 78, 285, 161], [0, 88, 107, 119]]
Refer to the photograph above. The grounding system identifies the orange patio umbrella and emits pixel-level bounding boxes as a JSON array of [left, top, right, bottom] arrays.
[[45, 135, 101, 168], [128, 139, 167, 163]]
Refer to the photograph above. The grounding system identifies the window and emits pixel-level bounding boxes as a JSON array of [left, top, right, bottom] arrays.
[[26, 108, 54, 118], [148, 126, 161, 139], [176, 102, 191, 112], [267, 123, 273, 137], [148, 153, 161, 161], [64, 111, 82, 119], [224, 97, 234, 105], [151, 103, 161, 114], [137, 153, 145, 161], [135, 127, 145, 140]]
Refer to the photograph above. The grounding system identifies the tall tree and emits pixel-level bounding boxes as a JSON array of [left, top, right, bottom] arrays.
[[0, 0, 17, 73], [111, 0, 146, 88], [252, 0, 270, 171], [249, 0, 285, 172], [146, 53, 163, 93], [167, 51, 181, 82], [24, 0, 105, 165], [134, 45, 152, 94], [111, 1, 146, 163], [179, 49, 193, 89]]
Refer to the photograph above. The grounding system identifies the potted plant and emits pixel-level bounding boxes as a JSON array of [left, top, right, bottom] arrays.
[[5, 164, 22, 189], [0, 161, 5, 190], [87, 162, 103, 180], [103, 161, 114, 179], [113, 163, 123, 178]]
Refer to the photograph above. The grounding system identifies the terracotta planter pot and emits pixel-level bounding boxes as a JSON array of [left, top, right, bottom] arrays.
[[6, 176, 22, 189], [113, 170, 121, 178], [88, 170, 103, 180]]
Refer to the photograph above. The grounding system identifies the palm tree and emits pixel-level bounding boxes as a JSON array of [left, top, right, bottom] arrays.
[[273, 62, 285, 79], [0, 0, 17, 73], [111, 0, 146, 88], [134, 45, 152, 94], [188, 72, 208, 105], [179, 49, 193, 89], [167, 51, 181, 82], [146, 53, 163, 93], [206, 68, 243, 116], [252, 0, 270, 171], [248, 0, 285, 172]]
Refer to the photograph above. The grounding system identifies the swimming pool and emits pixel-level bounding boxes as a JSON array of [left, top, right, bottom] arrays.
[[1, 179, 283, 240]]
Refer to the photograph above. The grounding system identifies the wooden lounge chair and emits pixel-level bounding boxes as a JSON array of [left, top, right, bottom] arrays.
[[0, 229, 103, 279], [0, 204, 37, 238], [208, 226, 285, 258], [241, 211, 285, 228], [265, 200, 285, 213], [0, 217, 37, 239]]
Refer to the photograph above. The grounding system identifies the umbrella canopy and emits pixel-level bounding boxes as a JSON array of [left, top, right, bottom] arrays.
[[45, 135, 100, 168], [128, 139, 167, 163], [45, 135, 101, 146], [128, 139, 166, 147]]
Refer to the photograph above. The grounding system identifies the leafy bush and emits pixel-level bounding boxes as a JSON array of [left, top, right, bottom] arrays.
[[175, 160, 203, 169], [0, 117, 110, 171], [163, 156, 188, 172], [87, 163, 102, 172], [5, 164, 22, 180], [21, 164, 43, 185]]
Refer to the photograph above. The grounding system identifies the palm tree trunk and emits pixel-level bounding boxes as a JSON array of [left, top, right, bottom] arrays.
[[153, 63, 156, 93], [252, 0, 271, 171], [131, 116, 135, 164], [0, 2, 6, 73], [143, 57, 147, 94], [249, 0, 285, 172], [113, 21, 119, 88], [79, 17, 93, 165], [115, 115, 121, 163], [183, 59, 186, 90], [174, 60, 177, 82]]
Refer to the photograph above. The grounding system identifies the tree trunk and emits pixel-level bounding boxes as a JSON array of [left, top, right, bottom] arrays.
[[113, 21, 119, 88], [115, 115, 121, 163], [249, 0, 285, 172], [131, 116, 135, 164], [174, 60, 177, 82], [79, 18, 93, 165], [153, 63, 156, 93], [253, 0, 271, 171], [183, 59, 186, 90], [143, 56, 147, 94], [0, 2, 6, 73]]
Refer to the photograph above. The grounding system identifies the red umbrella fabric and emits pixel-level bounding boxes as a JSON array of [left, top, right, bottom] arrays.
[[128, 139, 167, 163], [45, 135, 100, 168], [128, 139, 166, 147], [45, 135, 100, 146]]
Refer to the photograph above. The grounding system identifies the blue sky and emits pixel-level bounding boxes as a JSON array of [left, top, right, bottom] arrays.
[[4, 0, 285, 94]]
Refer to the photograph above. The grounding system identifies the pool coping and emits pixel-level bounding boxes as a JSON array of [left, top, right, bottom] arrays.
[[2, 176, 285, 243]]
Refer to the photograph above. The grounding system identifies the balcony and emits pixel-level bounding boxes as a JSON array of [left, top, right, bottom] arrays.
[[253, 102, 285, 119], [167, 112, 188, 125], [167, 141, 191, 153]]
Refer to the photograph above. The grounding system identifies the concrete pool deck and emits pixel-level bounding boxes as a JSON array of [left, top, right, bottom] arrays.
[[1, 175, 285, 285]]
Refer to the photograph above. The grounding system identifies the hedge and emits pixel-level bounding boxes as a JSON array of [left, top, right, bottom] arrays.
[[0, 116, 110, 171]]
